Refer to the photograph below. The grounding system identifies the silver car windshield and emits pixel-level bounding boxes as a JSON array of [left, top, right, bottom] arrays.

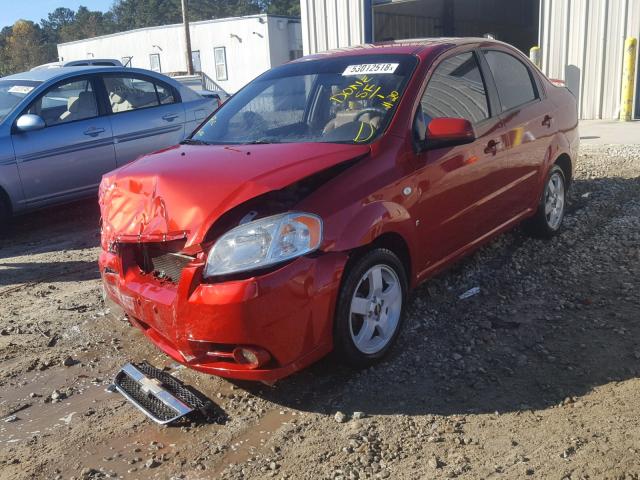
[[190, 54, 417, 145], [0, 80, 41, 123]]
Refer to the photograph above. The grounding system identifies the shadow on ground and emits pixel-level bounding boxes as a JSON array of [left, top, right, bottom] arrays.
[[238, 175, 640, 417]]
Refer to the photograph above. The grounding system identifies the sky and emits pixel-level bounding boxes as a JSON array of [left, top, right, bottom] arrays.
[[0, 0, 113, 29]]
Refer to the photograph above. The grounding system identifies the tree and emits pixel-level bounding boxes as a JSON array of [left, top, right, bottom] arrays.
[[58, 7, 115, 42], [4, 20, 49, 73], [41, 7, 76, 43], [267, 0, 300, 16]]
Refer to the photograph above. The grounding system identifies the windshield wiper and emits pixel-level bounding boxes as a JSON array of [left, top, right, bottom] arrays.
[[180, 138, 210, 145]]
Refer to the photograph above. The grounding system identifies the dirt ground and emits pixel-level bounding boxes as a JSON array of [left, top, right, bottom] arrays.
[[0, 144, 639, 480]]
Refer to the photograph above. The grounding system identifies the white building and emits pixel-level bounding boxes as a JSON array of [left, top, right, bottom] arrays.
[[57, 14, 303, 94], [301, 0, 640, 120]]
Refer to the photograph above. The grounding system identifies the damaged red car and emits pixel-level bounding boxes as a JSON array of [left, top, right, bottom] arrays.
[[99, 39, 578, 382]]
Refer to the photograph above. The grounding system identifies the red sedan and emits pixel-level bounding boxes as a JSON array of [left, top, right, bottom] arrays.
[[99, 39, 578, 382]]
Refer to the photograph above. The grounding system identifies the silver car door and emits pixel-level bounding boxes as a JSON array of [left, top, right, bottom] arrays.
[[11, 76, 116, 206], [102, 73, 186, 167]]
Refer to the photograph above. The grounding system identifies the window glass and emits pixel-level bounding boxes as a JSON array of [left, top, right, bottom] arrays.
[[0, 80, 40, 123], [104, 76, 162, 113], [191, 50, 201, 72], [191, 54, 416, 145], [28, 78, 97, 126], [483, 50, 536, 111], [156, 83, 175, 105], [149, 53, 161, 72], [214, 47, 228, 81], [420, 52, 489, 124]]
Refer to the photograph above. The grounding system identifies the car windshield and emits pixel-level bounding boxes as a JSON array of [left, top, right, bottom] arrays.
[[0, 80, 40, 122], [190, 54, 417, 145]]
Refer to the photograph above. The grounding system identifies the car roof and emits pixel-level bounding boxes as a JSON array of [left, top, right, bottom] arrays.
[[2, 66, 177, 84], [296, 37, 504, 61]]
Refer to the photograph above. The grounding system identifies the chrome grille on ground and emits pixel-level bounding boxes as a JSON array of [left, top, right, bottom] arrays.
[[112, 362, 211, 424]]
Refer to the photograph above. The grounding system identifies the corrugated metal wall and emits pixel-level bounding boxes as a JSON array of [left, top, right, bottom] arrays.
[[540, 0, 640, 119], [301, 0, 368, 54]]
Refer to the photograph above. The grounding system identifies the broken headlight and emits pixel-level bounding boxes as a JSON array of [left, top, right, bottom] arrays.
[[203, 212, 322, 277]]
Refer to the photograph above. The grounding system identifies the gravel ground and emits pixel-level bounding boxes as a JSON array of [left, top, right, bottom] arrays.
[[0, 144, 639, 480]]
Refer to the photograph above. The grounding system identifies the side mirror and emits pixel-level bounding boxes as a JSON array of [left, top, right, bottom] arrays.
[[15, 114, 46, 133], [424, 117, 475, 149]]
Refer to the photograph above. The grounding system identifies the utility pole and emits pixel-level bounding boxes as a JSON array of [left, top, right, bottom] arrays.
[[182, 0, 194, 75]]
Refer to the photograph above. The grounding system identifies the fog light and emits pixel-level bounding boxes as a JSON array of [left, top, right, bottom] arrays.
[[232, 347, 271, 369]]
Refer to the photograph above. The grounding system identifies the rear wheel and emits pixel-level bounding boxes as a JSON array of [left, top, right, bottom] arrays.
[[525, 164, 566, 238], [334, 248, 408, 368]]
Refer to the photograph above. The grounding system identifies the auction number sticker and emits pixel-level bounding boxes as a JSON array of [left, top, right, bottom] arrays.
[[342, 63, 399, 76], [8, 85, 34, 94]]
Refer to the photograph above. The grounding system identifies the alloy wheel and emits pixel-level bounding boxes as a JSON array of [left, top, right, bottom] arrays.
[[545, 171, 565, 230], [349, 264, 403, 355]]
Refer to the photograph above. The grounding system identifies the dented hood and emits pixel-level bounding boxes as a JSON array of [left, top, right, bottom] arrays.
[[99, 142, 370, 249]]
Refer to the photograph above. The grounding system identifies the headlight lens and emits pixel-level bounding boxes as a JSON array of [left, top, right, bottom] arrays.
[[203, 212, 322, 277]]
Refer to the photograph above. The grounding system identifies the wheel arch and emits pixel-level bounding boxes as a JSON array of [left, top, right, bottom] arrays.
[[554, 152, 573, 187], [326, 200, 418, 288], [0, 184, 12, 217]]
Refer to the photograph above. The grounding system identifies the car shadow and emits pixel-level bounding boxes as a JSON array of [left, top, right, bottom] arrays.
[[0, 199, 101, 259], [237, 175, 640, 417]]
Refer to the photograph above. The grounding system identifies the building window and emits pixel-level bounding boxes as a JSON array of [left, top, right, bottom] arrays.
[[122, 56, 133, 68], [149, 53, 161, 73], [191, 50, 201, 73], [214, 47, 228, 81]]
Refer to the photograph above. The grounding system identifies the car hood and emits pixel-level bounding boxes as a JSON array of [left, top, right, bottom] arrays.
[[99, 142, 370, 250]]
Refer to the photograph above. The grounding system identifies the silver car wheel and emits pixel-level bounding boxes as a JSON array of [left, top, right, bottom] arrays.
[[349, 264, 403, 355], [544, 171, 565, 230]]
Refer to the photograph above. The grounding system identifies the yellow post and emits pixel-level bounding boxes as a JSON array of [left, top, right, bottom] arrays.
[[529, 46, 542, 69], [620, 37, 637, 121]]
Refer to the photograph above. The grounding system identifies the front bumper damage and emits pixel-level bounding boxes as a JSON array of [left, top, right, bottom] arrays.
[[100, 247, 348, 382]]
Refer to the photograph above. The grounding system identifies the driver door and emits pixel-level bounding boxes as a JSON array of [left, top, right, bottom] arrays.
[[410, 51, 510, 273], [12, 76, 115, 206]]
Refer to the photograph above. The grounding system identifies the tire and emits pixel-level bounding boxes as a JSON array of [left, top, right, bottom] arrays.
[[334, 248, 408, 368], [0, 196, 9, 231], [525, 164, 567, 238]]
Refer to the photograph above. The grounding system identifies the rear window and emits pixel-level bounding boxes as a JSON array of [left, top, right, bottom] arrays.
[[483, 50, 537, 111]]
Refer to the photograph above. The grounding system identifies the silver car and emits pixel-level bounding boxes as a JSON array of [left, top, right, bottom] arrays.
[[0, 66, 216, 224]]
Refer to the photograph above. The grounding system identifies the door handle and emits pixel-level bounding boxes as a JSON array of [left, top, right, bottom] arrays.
[[542, 115, 553, 127], [162, 113, 179, 122], [484, 139, 501, 155], [83, 127, 105, 137]]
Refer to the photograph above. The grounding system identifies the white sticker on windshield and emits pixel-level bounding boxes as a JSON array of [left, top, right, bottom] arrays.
[[8, 85, 34, 94], [342, 63, 399, 76]]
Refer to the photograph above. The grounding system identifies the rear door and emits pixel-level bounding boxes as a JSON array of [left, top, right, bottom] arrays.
[[412, 50, 510, 269], [12, 75, 115, 205], [101, 73, 185, 167], [480, 49, 553, 222]]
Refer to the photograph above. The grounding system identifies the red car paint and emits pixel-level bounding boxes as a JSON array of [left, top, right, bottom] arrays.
[[99, 39, 578, 381]]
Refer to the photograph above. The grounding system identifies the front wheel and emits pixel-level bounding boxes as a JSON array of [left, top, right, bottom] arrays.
[[334, 248, 408, 368], [525, 164, 566, 238]]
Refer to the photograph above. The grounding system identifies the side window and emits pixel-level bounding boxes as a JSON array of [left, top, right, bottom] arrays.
[[420, 52, 489, 127], [156, 83, 176, 105], [149, 53, 161, 72], [483, 50, 537, 111], [28, 78, 98, 127], [214, 47, 228, 81], [103, 76, 175, 113]]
